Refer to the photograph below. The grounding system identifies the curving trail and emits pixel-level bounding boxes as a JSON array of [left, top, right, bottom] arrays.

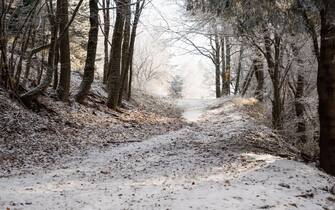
[[1, 98, 334, 210]]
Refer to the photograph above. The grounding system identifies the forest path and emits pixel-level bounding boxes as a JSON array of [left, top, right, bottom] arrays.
[[1, 98, 334, 210], [177, 98, 216, 122]]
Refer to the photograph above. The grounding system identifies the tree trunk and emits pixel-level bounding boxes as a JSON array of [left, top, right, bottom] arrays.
[[56, 0, 72, 101], [53, 43, 60, 89], [234, 44, 244, 95], [214, 34, 221, 98], [220, 36, 226, 96], [0, 3, 10, 89], [23, 25, 43, 86], [254, 50, 264, 101], [291, 43, 306, 143], [102, 0, 110, 84], [106, 0, 125, 109], [264, 29, 283, 130], [223, 36, 231, 95], [272, 35, 283, 130], [118, 0, 131, 105], [75, 0, 99, 103], [241, 64, 255, 96], [14, 26, 32, 90], [318, 0, 335, 175], [127, 0, 144, 100], [20, 6, 58, 105]]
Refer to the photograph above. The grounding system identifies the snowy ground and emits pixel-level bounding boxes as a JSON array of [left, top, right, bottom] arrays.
[[1, 98, 334, 210], [177, 98, 216, 122]]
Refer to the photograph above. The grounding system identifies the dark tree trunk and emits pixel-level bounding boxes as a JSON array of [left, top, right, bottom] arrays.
[[56, 0, 72, 101], [118, 0, 131, 105], [223, 36, 231, 95], [264, 30, 283, 130], [0, 4, 8, 88], [75, 0, 99, 103], [106, 0, 125, 109], [295, 73, 306, 142], [272, 36, 283, 130], [220, 36, 226, 96], [102, 0, 110, 84], [318, 0, 335, 175], [292, 43, 306, 143], [241, 64, 255, 96], [127, 0, 144, 100], [254, 50, 264, 101]]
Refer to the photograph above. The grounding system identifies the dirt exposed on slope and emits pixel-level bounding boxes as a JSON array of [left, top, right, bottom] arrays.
[[0, 87, 183, 177]]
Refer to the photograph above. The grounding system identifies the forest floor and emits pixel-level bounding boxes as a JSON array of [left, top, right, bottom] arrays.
[[1, 94, 335, 210]]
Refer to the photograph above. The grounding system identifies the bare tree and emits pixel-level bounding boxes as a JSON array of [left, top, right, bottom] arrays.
[[118, 0, 131, 105], [102, 0, 110, 84], [127, 0, 146, 100], [75, 0, 99, 103], [106, 0, 126, 109], [56, 0, 72, 101]]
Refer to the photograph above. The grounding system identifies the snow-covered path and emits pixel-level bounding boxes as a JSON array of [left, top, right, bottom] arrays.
[[177, 98, 215, 122], [1, 98, 334, 210]]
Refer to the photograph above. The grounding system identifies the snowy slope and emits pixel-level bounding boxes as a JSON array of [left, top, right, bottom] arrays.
[[0, 98, 334, 210]]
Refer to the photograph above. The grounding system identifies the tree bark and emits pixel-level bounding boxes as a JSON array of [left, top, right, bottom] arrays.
[[102, 0, 110, 84], [106, 0, 125, 109], [264, 29, 283, 130], [127, 0, 145, 100], [318, 0, 335, 175], [75, 0, 99, 103], [254, 50, 264, 101], [234, 44, 244, 95], [220, 36, 226, 96], [291, 43, 306, 143], [241, 64, 255, 96], [223, 36, 231, 95], [53, 43, 60, 89], [118, 0, 131, 105], [214, 34, 221, 98], [56, 0, 72, 101], [14, 26, 32, 90], [0, 2, 10, 89], [20, 5, 58, 105]]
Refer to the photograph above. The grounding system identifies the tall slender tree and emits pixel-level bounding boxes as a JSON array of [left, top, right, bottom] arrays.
[[234, 44, 244, 95], [102, 0, 110, 84], [75, 0, 99, 103], [220, 36, 226, 96], [118, 0, 131, 105], [56, 0, 72, 101], [107, 0, 125, 109], [127, 0, 145, 100], [223, 36, 231, 95], [318, 0, 335, 175], [214, 33, 221, 98], [254, 50, 264, 101]]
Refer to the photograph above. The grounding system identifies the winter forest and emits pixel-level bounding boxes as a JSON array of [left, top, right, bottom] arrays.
[[1, 0, 335, 209]]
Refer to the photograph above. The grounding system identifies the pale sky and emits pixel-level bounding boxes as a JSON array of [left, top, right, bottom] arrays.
[[97, 0, 216, 99], [131, 0, 215, 98]]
